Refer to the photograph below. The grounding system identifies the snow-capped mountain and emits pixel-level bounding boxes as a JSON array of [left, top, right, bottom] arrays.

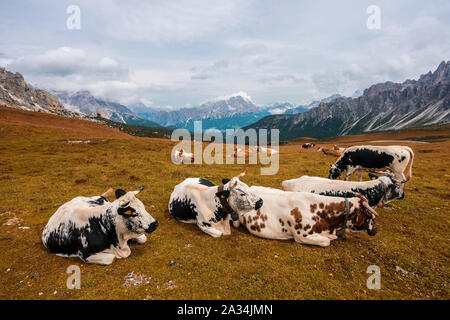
[[133, 93, 307, 131], [283, 94, 343, 115], [52, 90, 161, 127], [265, 102, 296, 115], [245, 61, 450, 140]]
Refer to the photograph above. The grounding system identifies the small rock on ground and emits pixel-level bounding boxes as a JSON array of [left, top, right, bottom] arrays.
[[3, 217, 23, 226], [165, 280, 178, 290], [395, 266, 408, 276], [123, 272, 150, 288]]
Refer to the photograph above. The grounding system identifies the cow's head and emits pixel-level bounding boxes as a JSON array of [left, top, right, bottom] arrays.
[[348, 195, 378, 236], [115, 187, 158, 234], [219, 171, 263, 216], [328, 164, 341, 179], [370, 173, 405, 203]]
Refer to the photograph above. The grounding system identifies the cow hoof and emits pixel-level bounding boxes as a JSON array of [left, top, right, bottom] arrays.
[[135, 234, 147, 244]]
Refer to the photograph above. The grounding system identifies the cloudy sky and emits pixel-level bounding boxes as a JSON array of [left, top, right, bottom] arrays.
[[1, 0, 449, 109]]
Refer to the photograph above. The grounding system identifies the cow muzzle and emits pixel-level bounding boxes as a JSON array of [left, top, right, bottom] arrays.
[[367, 224, 377, 236], [145, 221, 158, 233], [230, 212, 239, 221], [254, 199, 263, 210]]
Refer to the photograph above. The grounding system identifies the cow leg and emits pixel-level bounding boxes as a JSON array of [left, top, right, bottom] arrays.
[[128, 234, 147, 244], [198, 223, 223, 238], [320, 230, 338, 240], [295, 233, 331, 247], [219, 217, 232, 236], [357, 170, 363, 182], [134, 234, 147, 244], [345, 166, 357, 181], [344, 167, 355, 181], [84, 252, 116, 265]]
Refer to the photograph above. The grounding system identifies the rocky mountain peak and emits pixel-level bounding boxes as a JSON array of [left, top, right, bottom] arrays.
[[0, 67, 73, 116], [245, 61, 450, 140]]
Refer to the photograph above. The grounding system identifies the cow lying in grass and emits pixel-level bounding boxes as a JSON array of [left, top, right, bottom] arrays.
[[169, 172, 263, 238], [281, 174, 404, 208], [42, 188, 158, 265], [223, 183, 378, 247], [256, 146, 278, 155], [173, 148, 194, 164], [329, 145, 414, 182]]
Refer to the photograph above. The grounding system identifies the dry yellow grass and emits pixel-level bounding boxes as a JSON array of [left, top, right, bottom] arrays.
[[0, 107, 448, 300]]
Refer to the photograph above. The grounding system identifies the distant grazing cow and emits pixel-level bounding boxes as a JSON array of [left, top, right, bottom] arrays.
[[302, 143, 316, 149], [321, 147, 343, 157], [282, 174, 404, 208], [328, 145, 414, 182], [168, 172, 263, 238], [173, 148, 194, 164], [333, 145, 345, 152], [233, 147, 252, 158], [257, 146, 278, 155], [228, 186, 378, 247], [42, 188, 158, 265]]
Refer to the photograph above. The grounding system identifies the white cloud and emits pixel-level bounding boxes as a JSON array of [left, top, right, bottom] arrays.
[[89, 0, 251, 43], [1, 1, 449, 108]]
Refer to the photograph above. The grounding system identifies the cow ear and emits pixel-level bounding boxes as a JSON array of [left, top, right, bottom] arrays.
[[222, 179, 231, 184], [115, 189, 127, 199], [118, 207, 134, 217], [216, 190, 230, 199], [368, 173, 378, 180]]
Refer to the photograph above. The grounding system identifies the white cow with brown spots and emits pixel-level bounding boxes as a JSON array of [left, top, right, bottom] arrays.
[[173, 148, 194, 164], [231, 186, 378, 247]]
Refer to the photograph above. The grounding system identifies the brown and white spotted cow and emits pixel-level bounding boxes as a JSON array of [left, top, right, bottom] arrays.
[[173, 148, 194, 164], [227, 185, 378, 247]]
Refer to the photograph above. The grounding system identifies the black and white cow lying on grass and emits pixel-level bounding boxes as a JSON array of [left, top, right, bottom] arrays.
[[281, 174, 404, 208], [42, 188, 158, 265], [168, 172, 263, 238], [328, 145, 414, 182], [226, 185, 378, 247]]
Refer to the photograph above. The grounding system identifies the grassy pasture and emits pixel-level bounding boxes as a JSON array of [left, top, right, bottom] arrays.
[[0, 106, 448, 299]]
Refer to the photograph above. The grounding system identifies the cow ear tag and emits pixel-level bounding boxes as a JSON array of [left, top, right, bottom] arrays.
[[356, 216, 359, 223], [124, 210, 133, 215], [220, 194, 225, 199]]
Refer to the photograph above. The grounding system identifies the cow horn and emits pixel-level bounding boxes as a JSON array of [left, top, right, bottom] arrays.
[[102, 188, 113, 198], [362, 202, 378, 217], [135, 186, 145, 195], [237, 170, 247, 178]]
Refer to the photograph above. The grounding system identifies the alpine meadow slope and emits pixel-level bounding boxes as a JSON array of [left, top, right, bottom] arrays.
[[0, 106, 449, 299]]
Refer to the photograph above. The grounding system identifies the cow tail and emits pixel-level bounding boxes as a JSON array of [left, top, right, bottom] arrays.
[[405, 146, 414, 182]]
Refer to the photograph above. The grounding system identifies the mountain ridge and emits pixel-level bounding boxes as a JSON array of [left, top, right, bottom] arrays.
[[131, 93, 340, 131], [0, 67, 79, 117], [245, 61, 450, 140], [52, 90, 162, 128]]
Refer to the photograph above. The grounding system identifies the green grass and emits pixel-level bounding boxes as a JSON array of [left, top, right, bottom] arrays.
[[0, 112, 449, 300]]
